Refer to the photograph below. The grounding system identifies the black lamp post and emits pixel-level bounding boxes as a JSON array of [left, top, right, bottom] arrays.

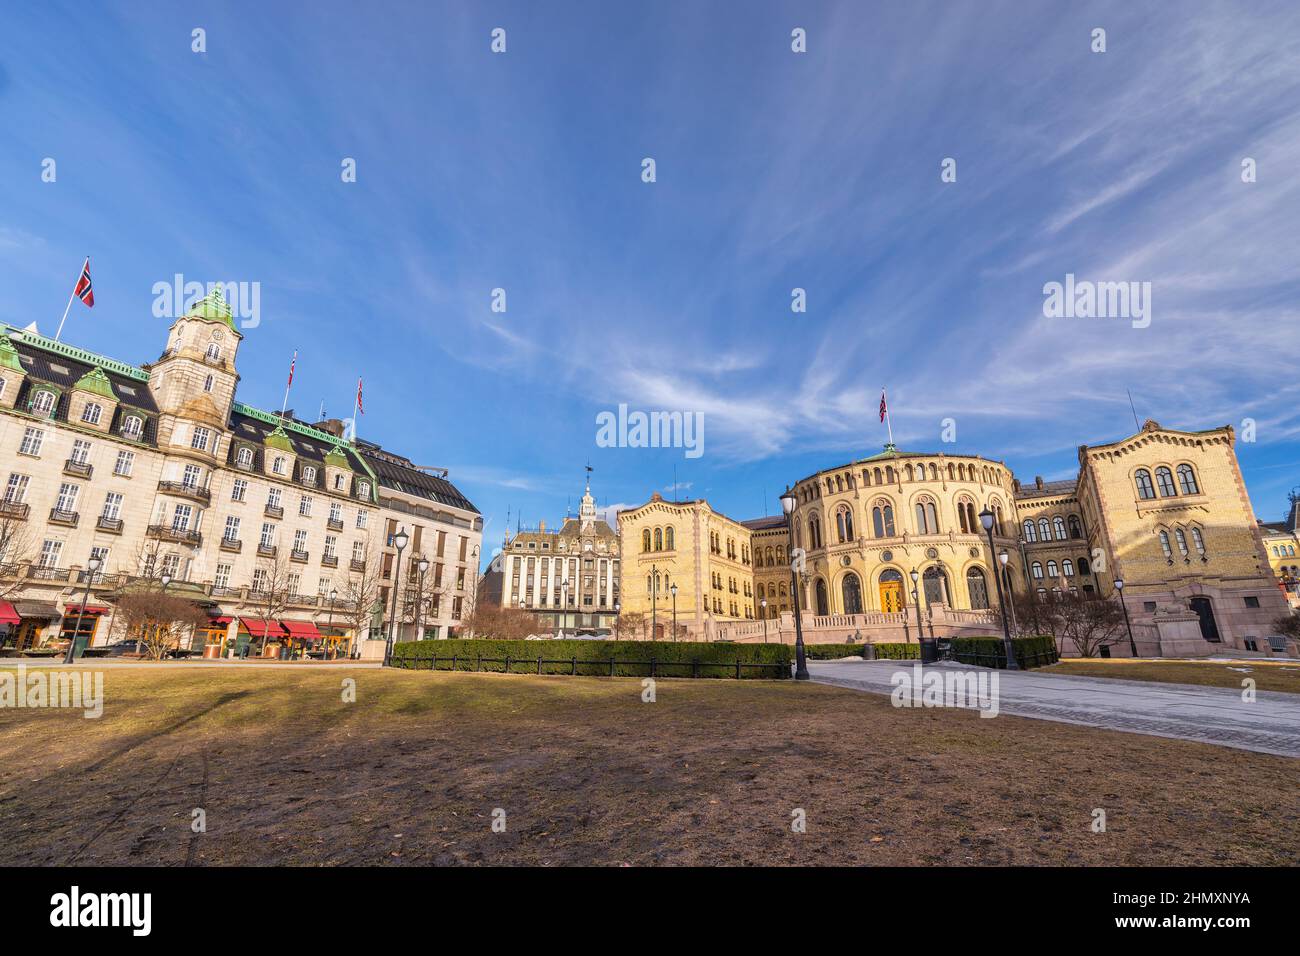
[[670, 582, 678, 641], [560, 579, 569, 638], [63, 554, 103, 664], [780, 488, 809, 681], [326, 587, 337, 659], [909, 568, 922, 644], [613, 601, 620, 639], [650, 563, 657, 641], [999, 548, 1017, 636], [1114, 578, 1138, 657], [760, 598, 768, 643], [384, 526, 409, 666], [416, 557, 430, 640], [981, 507, 1018, 670]]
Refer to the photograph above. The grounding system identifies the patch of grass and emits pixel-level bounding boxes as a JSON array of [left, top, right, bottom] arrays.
[[1047, 659, 1300, 694], [0, 665, 1296, 866]]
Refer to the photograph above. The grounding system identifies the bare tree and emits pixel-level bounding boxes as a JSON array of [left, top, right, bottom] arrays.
[[247, 550, 293, 655], [459, 601, 537, 640], [0, 513, 36, 601], [1004, 590, 1125, 657], [617, 610, 646, 642], [1273, 613, 1300, 641], [111, 587, 209, 660], [338, 537, 383, 656]]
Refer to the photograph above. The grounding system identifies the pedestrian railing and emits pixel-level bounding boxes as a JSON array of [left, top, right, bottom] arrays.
[[389, 653, 789, 679]]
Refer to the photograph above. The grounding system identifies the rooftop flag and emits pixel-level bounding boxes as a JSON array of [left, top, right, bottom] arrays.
[[55, 257, 94, 341]]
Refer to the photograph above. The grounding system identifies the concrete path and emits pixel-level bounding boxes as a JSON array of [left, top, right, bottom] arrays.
[[808, 659, 1300, 758]]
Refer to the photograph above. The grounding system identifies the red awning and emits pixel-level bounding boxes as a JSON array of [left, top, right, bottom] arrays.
[[238, 617, 284, 639], [81, 605, 110, 615], [0, 602, 19, 627], [280, 620, 322, 642], [208, 616, 233, 627]]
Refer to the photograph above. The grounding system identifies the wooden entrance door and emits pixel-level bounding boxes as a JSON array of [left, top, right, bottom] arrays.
[[879, 580, 903, 613]]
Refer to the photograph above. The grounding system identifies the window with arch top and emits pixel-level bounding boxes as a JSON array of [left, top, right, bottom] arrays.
[[1134, 468, 1156, 500], [1155, 466, 1177, 497], [642, 529, 651, 552], [835, 504, 854, 543], [1177, 464, 1199, 495], [1023, 519, 1037, 542]]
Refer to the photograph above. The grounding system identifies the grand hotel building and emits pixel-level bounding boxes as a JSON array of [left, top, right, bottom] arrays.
[[0, 287, 482, 654], [618, 423, 1296, 657]]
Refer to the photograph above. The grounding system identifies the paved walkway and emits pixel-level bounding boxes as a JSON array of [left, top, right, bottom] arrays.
[[808, 660, 1300, 758]]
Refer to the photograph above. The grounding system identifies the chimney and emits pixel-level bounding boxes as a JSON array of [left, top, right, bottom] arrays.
[[316, 418, 346, 437], [1035, 475, 1044, 490]]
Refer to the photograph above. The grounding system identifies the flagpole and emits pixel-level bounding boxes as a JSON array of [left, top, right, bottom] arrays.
[[351, 377, 360, 442], [280, 350, 296, 417], [54, 256, 88, 342], [883, 386, 895, 446]]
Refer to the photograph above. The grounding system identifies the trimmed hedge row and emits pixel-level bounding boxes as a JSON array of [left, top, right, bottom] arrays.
[[950, 635, 1058, 669], [802, 643, 868, 660], [390, 638, 792, 679], [872, 642, 921, 660]]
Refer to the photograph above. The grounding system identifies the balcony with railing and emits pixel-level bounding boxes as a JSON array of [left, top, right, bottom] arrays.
[[220, 537, 243, 553], [290, 548, 309, 563], [96, 515, 124, 534], [350, 558, 366, 572], [147, 524, 202, 547], [327, 517, 344, 531], [0, 500, 30, 520], [63, 458, 93, 478], [29, 565, 71, 581], [158, 480, 211, 504], [264, 503, 284, 519], [49, 507, 80, 527], [321, 554, 338, 568], [257, 543, 277, 558]]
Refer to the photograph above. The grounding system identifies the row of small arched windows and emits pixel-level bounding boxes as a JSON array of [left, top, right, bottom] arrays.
[[1159, 525, 1207, 562], [1023, 514, 1083, 543], [1031, 557, 1092, 580], [1135, 464, 1200, 500], [640, 526, 675, 552], [798, 499, 1005, 548], [797, 461, 1007, 503]]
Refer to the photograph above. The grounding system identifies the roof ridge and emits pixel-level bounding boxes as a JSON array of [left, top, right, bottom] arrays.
[[4, 324, 149, 381]]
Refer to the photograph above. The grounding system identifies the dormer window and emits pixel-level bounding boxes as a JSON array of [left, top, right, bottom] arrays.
[[357, 480, 370, 498], [122, 415, 144, 438], [30, 390, 56, 418], [272, 456, 287, 476], [302, 466, 317, 484], [81, 402, 103, 425], [236, 447, 254, 469], [334, 473, 345, 490]]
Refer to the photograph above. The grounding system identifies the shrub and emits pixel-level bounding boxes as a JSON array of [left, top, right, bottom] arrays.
[[802, 643, 868, 660], [949, 635, 1057, 669], [872, 642, 921, 660], [390, 638, 791, 679]]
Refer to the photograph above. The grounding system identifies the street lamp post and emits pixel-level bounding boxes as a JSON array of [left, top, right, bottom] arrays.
[[1114, 578, 1138, 657], [326, 587, 337, 659], [613, 601, 620, 639], [980, 507, 1018, 670], [670, 582, 678, 641], [999, 548, 1017, 637], [384, 526, 409, 666], [650, 564, 657, 641], [63, 554, 103, 664], [416, 557, 430, 640], [760, 598, 768, 643], [909, 568, 922, 644], [779, 489, 809, 681], [560, 579, 569, 638]]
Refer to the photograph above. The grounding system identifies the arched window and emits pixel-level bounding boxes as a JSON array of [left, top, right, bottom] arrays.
[[1031, 562, 1044, 579], [272, 456, 287, 475], [1046, 560, 1059, 578], [841, 572, 863, 615], [915, 499, 938, 535], [1053, 516, 1067, 541], [1174, 528, 1189, 555], [904, 464, 914, 482], [965, 502, 977, 535], [1062, 559, 1074, 577], [1023, 519, 1037, 542], [966, 568, 989, 610], [204, 374, 214, 392], [237, 447, 253, 468], [206, 343, 221, 361], [808, 514, 822, 549], [814, 579, 829, 616], [1078, 557, 1090, 575], [122, 415, 143, 438], [1177, 464, 1199, 495], [81, 402, 102, 425], [665, 526, 674, 550], [1134, 469, 1156, 500], [836, 505, 854, 543], [872, 503, 895, 537], [922, 566, 949, 606], [302, 466, 316, 484], [1155, 467, 1177, 497], [1159, 530, 1172, 558], [654, 528, 663, 551], [1068, 515, 1082, 539], [31, 390, 56, 417], [994, 504, 1004, 534], [642, 529, 652, 552], [1038, 518, 1051, 541], [1191, 527, 1205, 554], [776, 545, 785, 564]]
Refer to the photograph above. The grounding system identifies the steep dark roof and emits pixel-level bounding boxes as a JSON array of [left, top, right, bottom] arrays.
[[358, 442, 479, 513], [741, 515, 787, 531], [227, 410, 368, 489], [1014, 479, 1078, 500]]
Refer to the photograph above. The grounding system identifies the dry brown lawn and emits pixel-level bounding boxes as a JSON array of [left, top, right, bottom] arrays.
[[1, 664, 1296, 866], [1049, 658, 1300, 694]]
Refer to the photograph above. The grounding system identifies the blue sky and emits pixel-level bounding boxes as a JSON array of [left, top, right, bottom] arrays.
[[4, 1, 1299, 566]]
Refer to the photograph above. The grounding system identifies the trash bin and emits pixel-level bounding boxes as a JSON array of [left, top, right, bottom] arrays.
[[919, 638, 939, 663], [71, 634, 90, 660], [862, 644, 877, 660]]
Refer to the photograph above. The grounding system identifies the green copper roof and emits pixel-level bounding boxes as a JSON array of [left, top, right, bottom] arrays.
[[324, 445, 350, 467], [184, 284, 241, 334], [263, 424, 294, 452], [0, 335, 24, 373], [73, 365, 116, 399], [1, 324, 149, 381], [862, 443, 902, 461]]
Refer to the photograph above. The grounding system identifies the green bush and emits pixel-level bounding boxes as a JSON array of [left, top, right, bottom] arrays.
[[802, 643, 868, 660], [390, 638, 792, 679], [871, 642, 921, 660], [949, 635, 1057, 669]]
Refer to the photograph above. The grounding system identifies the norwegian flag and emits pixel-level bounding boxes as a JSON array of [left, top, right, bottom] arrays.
[[355, 377, 364, 415], [878, 389, 888, 423], [73, 258, 94, 308], [287, 350, 297, 387]]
